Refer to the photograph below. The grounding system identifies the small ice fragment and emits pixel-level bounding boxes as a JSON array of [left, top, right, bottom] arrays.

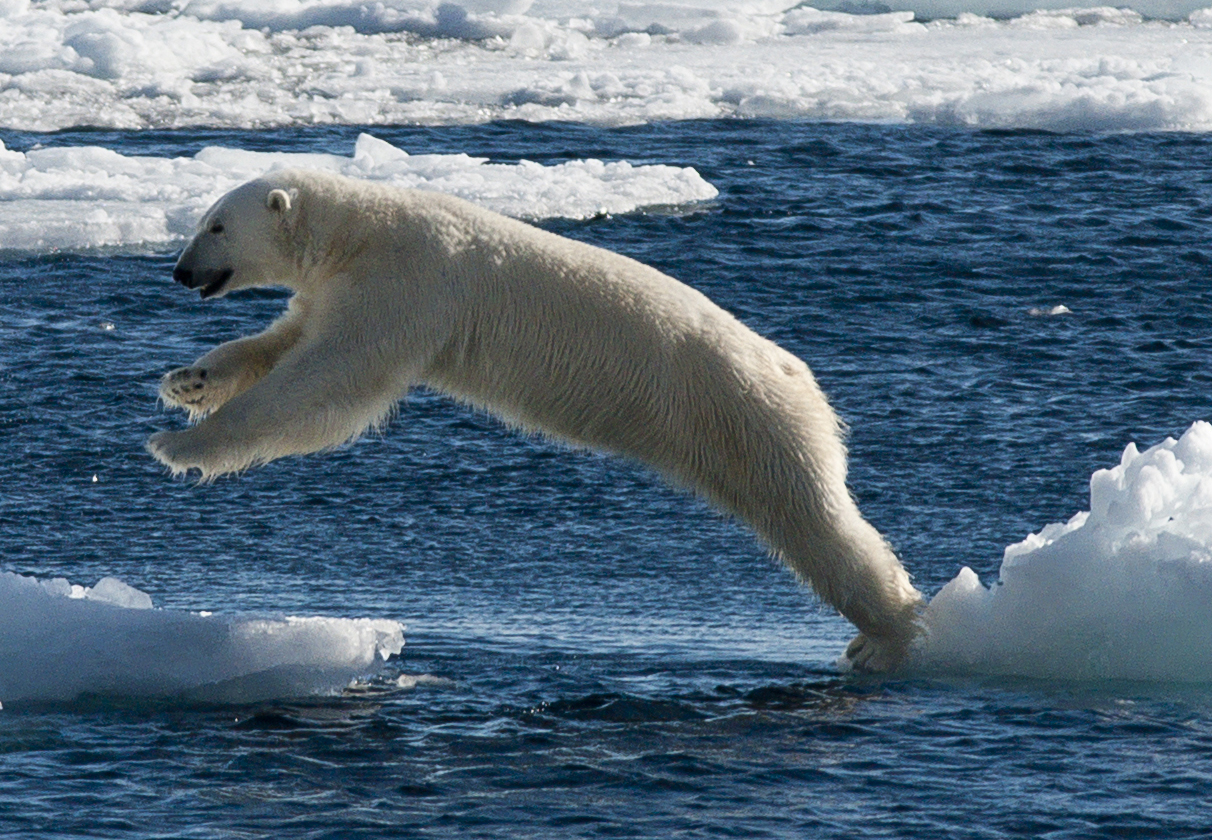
[[1028, 304, 1071, 316], [397, 674, 457, 689], [86, 576, 154, 609]]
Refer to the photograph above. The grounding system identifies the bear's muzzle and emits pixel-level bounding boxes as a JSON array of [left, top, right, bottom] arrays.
[[174, 266, 234, 299]]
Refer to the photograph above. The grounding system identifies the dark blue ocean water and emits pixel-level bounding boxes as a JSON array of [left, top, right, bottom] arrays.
[[3, 121, 1212, 838]]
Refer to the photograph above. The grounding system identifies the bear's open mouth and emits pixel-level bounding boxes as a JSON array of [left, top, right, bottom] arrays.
[[200, 269, 234, 299]]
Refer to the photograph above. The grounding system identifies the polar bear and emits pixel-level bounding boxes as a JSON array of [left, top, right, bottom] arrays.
[[148, 169, 923, 670]]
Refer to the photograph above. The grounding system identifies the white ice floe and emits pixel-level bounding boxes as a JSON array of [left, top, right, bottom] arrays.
[[1, 1, 1212, 132], [0, 132, 718, 252], [0, 570, 405, 704], [917, 421, 1212, 682]]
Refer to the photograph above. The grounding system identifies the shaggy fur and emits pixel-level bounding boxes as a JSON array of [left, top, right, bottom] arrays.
[[148, 169, 923, 670]]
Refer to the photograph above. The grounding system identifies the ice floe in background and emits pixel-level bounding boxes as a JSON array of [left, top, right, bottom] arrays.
[[0, 570, 404, 704], [916, 421, 1212, 683], [1, 0, 1212, 131], [0, 132, 718, 252]]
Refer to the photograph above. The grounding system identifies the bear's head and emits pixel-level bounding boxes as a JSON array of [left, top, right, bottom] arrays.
[[173, 176, 300, 299]]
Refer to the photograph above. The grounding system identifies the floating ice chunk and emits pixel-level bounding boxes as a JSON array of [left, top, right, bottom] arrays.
[[916, 421, 1212, 682], [1028, 304, 1071, 316], [0, 134, 717, 254], [0, 571, 405, 704]]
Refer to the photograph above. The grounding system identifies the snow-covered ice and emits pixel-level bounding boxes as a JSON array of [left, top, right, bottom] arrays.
[[1, 0, 1212, 132]]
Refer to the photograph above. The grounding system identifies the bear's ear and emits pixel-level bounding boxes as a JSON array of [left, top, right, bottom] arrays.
[[266, 188, 296, 214]]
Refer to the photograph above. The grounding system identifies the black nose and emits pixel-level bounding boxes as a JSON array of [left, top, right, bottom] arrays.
[[173, 266, 193, 287]]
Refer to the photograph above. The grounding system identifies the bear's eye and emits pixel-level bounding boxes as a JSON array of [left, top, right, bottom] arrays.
[[209, 222, 225, 234]]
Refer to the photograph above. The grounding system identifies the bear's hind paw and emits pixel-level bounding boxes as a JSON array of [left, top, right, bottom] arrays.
[[841, 631, 913, 674]]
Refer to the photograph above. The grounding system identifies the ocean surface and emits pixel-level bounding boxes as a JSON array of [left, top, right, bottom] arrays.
[[4, 0, 1212, 836], [3, 119, 1212, 838]]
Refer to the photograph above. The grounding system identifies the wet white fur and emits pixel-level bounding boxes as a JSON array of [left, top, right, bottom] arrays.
[[148, 169, 923, 669]]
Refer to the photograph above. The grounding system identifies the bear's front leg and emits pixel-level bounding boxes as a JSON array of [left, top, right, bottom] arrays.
[[149, 330, 420, 480]]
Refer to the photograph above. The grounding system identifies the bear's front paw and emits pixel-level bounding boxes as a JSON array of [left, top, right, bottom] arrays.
[[146, 429, 200, 477], [160, 367, 222, 418], [147, 427, 253, 480], [147, 429, 229, 479]]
